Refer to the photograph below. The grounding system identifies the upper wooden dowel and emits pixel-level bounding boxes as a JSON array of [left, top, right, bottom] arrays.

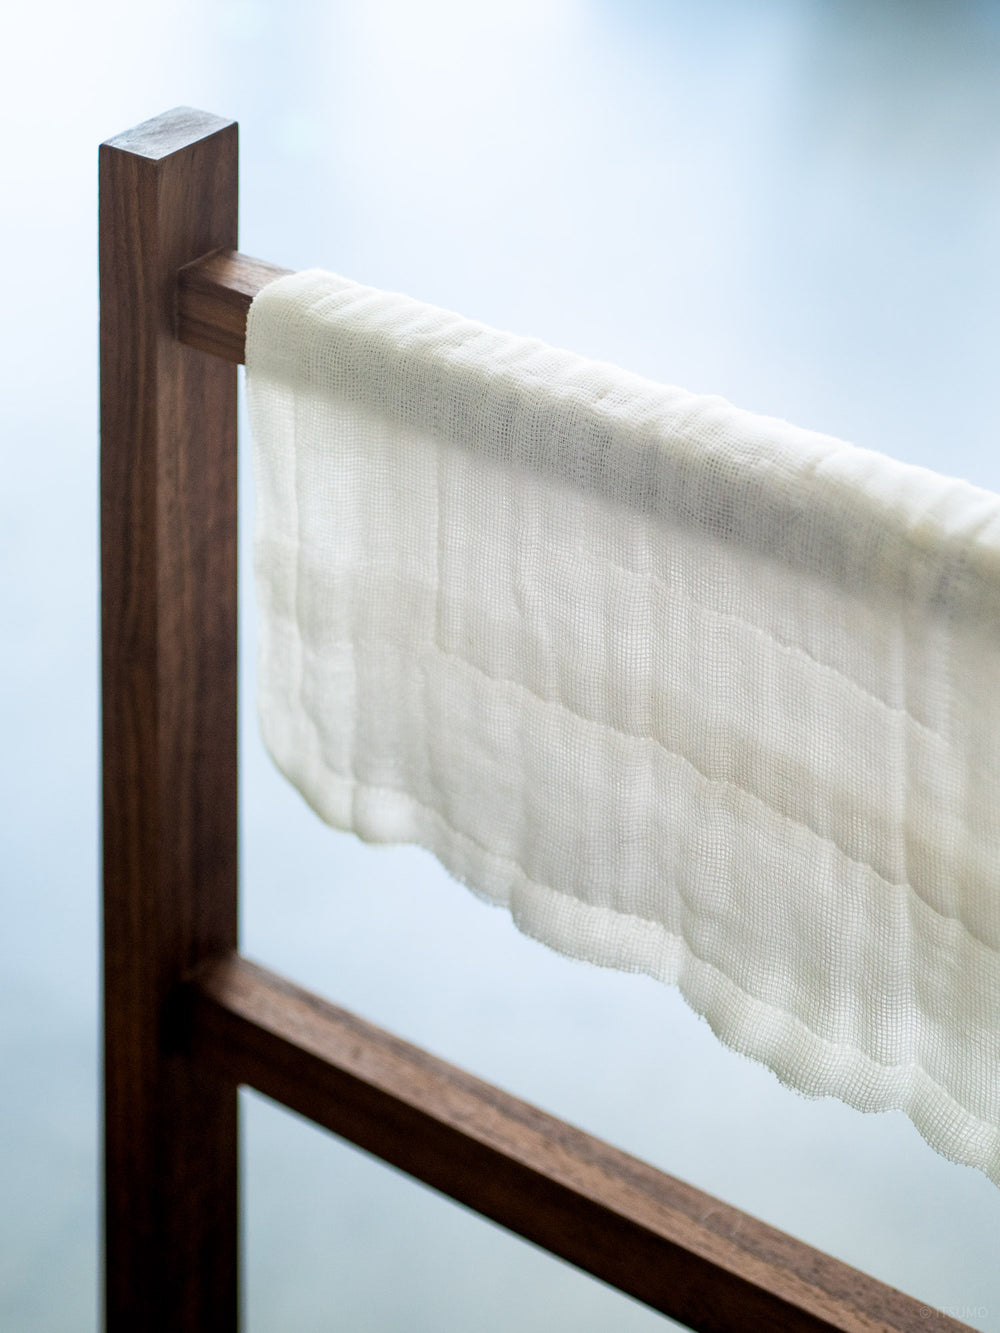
[[177, 248, 292, 363]]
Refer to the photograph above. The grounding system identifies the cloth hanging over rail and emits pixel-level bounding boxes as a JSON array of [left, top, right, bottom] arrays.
[[246, 268, 1000, 1187]]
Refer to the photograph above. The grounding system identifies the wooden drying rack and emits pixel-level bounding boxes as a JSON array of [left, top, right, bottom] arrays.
[[99, 107, 971, 1333]]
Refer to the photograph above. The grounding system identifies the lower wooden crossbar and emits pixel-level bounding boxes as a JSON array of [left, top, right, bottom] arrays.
[[185, 954, 968, 1333]]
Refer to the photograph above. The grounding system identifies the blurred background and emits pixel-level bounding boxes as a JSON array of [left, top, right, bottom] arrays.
[[3, 1, 1000, 1329]]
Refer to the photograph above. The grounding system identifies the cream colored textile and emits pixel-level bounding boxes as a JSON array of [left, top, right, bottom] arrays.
[[246, 269, 1000, 1185]]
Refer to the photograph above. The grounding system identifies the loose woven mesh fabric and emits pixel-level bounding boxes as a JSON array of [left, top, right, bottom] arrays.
[[246, 268, 1000, 1185]]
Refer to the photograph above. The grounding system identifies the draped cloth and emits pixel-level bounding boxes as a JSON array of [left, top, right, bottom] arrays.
[[246, 268, 1000, 1185]]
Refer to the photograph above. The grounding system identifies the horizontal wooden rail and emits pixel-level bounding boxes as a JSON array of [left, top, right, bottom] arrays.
[[185, 954, 971, 1333], [177, 248, 291, 363]]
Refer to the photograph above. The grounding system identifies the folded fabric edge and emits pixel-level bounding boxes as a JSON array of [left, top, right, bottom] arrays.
[[246, 269, 1000, 627]]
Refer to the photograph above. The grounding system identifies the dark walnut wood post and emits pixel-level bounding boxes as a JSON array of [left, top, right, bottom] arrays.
[[100, 108, 239, 1332]]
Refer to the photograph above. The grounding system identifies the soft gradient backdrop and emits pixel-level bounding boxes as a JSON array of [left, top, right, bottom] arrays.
[[3, 2, 1000, 1329]]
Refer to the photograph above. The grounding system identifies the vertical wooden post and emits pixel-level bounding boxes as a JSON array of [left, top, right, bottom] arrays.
[[100, 108, 240, 1331]]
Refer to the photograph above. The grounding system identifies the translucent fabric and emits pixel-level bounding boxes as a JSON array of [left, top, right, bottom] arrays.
[[247, 268, 1000, 1185]]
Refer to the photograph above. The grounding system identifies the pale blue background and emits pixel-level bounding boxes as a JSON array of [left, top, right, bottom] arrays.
[[3, 2, 1000, 1329]]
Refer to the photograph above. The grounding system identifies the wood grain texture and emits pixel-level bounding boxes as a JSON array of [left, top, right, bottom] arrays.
[[177, 248, 292, 363], [187, 954, 974, 1333], [100, 107, 240, 1332]]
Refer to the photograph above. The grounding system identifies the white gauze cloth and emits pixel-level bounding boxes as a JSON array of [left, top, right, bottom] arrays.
[[246, 269, 1000, 1185]]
